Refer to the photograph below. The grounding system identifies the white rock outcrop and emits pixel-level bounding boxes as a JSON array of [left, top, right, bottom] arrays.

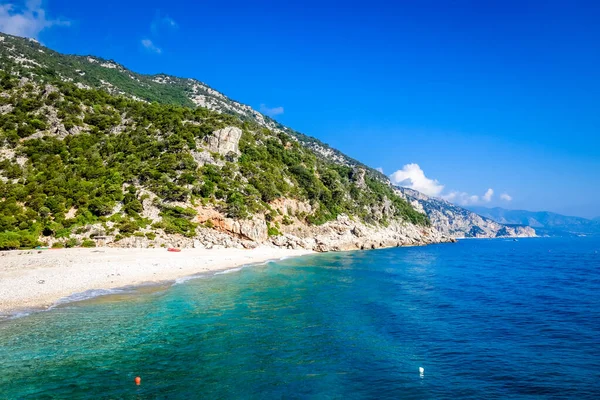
[[205, 127, 243, 157]]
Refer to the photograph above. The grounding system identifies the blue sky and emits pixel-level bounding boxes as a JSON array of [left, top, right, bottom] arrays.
[[1, 0, 599, 218]]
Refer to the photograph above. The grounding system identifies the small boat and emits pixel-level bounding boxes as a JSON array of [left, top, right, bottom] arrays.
[[167, 248, 181, 252]]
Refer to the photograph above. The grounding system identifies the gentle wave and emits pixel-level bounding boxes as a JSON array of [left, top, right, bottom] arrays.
[[50, 288, 130, 308], [174, 274, 209, 285], [214, 266, 245, 275], [0, 311, 32, 321], [212, 256, 292, 276], [0, 288, 132, 321]]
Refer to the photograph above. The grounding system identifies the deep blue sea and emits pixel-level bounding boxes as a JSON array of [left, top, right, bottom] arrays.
[[1, 237, 599, 399]]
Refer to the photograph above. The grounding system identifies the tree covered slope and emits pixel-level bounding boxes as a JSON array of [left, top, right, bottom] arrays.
[[0, 33, 430, 250], [0, 33, 366, 169]]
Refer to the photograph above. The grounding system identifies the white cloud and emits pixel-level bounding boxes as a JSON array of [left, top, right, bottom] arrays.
[[483, 188, 494, 202], [391, 163, 503, 206], [442, 191, 457, 201], [375, 167, 384, 174], [260, 104, 284, 117], [500, 193, 513, 201], [389, 163, 445, 197], [151, 14, 178, 34], [442, 192, 472, 205], [144, 13, 177, 53], [441, 191, 490, 206], [141, 39, 162, 54], [0, 0, 70, 39]]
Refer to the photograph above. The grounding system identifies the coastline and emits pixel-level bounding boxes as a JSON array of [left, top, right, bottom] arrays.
[[0, 247, 313, 317], [454, 235, 540, 240]]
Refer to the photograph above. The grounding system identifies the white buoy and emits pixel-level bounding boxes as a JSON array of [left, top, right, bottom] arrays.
[[419, 367, 424, 377]]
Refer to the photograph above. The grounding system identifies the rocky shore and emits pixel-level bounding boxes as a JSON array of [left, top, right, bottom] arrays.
[[111, 214, 456, 252]]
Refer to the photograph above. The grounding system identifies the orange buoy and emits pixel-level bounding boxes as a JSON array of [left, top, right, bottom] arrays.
[[135, 376, 141, 386]]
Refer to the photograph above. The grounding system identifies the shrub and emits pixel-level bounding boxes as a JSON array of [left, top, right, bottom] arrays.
[[55, 228, 72, 238], [118, 220, 138, 235], [0, 232, 20, 250], [88, 199, 113, 216], [81, 239, 96, 248], [65, 238, 79, 248], [18, 234, 41, 249], [267, 224, 281, 237], [161, 217, 196, 238]]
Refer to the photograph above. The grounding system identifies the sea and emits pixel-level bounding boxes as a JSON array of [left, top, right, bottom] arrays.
[[1, 237, 599, 399]]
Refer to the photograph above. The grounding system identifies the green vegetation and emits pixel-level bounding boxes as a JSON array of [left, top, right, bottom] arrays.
[[0, 35, 195, 107], [267, 223, 282, 237], [0, 35, 429, 250]]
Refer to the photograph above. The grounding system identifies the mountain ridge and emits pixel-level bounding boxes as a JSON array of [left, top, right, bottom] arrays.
[[0, 32, 529, 250], [468, 206, 600, 236], [0, 33, 370, 172], [397, 188, 536, 238], [0, 32, 446, 251]]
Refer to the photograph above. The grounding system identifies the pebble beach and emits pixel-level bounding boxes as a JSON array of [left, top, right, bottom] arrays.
[[0, 246, 313, 316]]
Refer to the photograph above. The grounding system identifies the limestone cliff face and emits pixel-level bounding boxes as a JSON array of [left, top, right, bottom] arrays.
[[271, 215, 454, 251], [112, 213, 453, 252], [205, 127, 243, 157], [396, 187, 536, 238], [184, 199, 452, 252]]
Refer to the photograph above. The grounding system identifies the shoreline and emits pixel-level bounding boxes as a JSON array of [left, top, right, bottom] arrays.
[[454, 235, 540, 240], [0, 247, 313, 318]]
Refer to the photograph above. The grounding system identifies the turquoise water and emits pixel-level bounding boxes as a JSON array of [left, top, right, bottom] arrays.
[[1, 238, 599, 399]]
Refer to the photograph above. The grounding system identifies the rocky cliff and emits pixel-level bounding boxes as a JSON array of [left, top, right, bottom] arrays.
[[397, 188, 536, 238]]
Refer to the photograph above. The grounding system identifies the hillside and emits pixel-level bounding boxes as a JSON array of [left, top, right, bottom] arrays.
[[0, 34, 365, 170], [398, 188, 536, 238], [0, 32, 445, 251], [468, 206, 600, 236]]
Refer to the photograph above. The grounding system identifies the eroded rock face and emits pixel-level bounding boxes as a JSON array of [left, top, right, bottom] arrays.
[[205, 126, 242, 157], [190, 149, 224, 167], [98, 197, 454, 252], [223, 218, 268, 242], [195, 207, 268, 243], [352, 168, 367, 189], [273, 214, 453, 252], [270, 198, 312, 216]]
